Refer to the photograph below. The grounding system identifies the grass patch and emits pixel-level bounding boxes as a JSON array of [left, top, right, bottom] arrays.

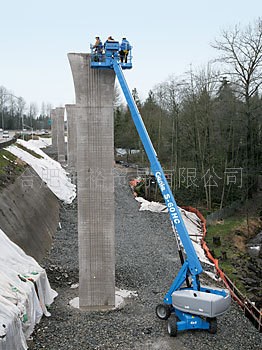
[[205, 217, 245, 264], [39, 134, 51, 139], [205, 216, 259, 295], [15, 143, 43, 159], [0, 149, 26, 187]]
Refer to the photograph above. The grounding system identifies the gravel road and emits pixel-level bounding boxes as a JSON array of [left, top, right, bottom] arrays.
[[28, 167, 261, 350]]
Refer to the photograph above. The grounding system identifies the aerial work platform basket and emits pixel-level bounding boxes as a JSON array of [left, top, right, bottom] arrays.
[[90, 41, 132, 69]]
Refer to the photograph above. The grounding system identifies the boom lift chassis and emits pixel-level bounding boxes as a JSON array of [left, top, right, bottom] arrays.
[[90, 41, 230, 336]]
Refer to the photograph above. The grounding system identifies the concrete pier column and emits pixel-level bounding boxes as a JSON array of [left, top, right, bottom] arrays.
[[51, 109, 57, 153], [65, 104, 77, 170], [68, 53, 115, 310], [56, 107, 66, 164]]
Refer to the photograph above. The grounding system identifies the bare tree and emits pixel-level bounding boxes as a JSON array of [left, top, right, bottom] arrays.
[[46, 103, 53, 117], [212, 18, 262, 100], [156, 77, 183, 189], [0, 86, 8, 129], [180, 65, 221, 209], [28, 102, 38, 127], [17, 97, 26, 130], [154, 84, 166, 155], [40, 102, 46, 116], [113, 85, 123, 108], [212, 18, 262, 197]]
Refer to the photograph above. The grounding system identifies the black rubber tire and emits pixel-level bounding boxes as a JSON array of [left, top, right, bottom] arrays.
[[167, 316, 177, 337], [208, 317, 217, 334], [155, 304, 171, 320]]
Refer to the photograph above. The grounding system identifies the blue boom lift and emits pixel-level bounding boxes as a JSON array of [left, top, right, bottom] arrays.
[[90, 41, 231, 336]]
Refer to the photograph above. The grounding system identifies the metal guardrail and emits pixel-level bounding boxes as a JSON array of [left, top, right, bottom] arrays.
[[178, 205, 262, 333], [90, 45, 133, 65], [224, 274, 262, 332]]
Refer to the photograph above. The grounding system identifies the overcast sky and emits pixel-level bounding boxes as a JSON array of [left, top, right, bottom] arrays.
[[0, 0, 261, 110]]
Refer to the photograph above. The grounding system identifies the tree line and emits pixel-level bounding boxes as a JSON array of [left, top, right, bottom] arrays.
[[1, 19, 261, 209], [0, 86, 52, 131], [114, 19, 262, 210]]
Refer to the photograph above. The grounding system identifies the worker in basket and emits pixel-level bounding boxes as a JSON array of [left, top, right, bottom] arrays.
[[119, 37, 131, 63], [92, 36, 103, 61]]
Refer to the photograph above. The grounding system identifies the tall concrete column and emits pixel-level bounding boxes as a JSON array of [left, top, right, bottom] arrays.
[[65, 104, 77, 170], [56, 107, 66, 164], [68, 53, 115, 310], [51, 108, 57, 153]]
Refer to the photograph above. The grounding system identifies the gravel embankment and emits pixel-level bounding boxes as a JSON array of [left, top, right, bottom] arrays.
[[28, 167, 262, 350]]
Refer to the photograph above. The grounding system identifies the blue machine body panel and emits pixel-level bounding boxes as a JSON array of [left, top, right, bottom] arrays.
[[90, 43, 230, 333]]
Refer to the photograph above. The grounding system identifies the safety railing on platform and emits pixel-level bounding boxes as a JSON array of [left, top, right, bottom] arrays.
[[90, 45, 132, 65]]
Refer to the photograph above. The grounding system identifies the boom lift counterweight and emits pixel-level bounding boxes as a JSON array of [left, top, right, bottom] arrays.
[[90, 41, 231, 336]]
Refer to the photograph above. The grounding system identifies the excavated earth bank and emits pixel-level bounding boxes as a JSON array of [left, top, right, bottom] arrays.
[[27, 166, 261, 350], [0, 166, 60, 261]]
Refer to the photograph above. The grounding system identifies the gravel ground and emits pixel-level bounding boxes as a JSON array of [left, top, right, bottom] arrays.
[[28, 167, 261, 350]]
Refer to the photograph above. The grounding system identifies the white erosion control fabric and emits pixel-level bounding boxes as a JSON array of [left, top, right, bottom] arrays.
[[0, 228, 57, 349], [69, 288, 138, 310], [6, 139, 76, 204], [25, 137, 52, 149], [135, 197, 213, 267]]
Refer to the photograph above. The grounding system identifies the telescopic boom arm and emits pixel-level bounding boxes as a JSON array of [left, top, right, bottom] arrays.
[[113, 60, 203, 292]]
